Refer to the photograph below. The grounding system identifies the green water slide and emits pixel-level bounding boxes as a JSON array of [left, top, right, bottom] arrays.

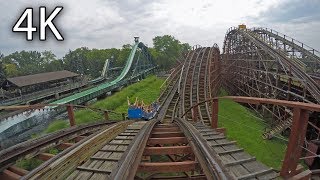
[[51, 41, 139, 105]]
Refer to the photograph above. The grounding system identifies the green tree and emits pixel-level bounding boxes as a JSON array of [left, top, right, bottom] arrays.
[[63, 47, 88, 75], [152, 35, 191, 70], [4, 63, 19, 77], [0, 52, 6, 83]]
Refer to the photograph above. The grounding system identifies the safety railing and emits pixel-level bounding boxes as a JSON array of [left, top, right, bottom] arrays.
[[182, 96, 320, 179], [252, 27, 320, 57], [0, 103, 126, 127]]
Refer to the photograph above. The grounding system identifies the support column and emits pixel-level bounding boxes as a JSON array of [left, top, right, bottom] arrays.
[[211, 99, 219, 128], [104, 111, 109, 121], [280, 108, 309, 178], [192, 106, 198, 122], [67, 105, 76, 126]]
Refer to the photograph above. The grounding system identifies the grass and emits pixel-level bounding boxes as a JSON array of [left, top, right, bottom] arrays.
[[218, 89, 287, 170], [43, 75, 165, 133], [16, 158, 44, 171]]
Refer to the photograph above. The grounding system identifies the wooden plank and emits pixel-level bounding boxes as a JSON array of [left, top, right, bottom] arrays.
[[90, 157, 120, 161], [118, 133, 136, 136], [218, 148, 244, 155], [144, 146, 192, 155], [206, 136, 226, 141], [114, 137, 134, 140], [76, 166, 112, 174], [58, 142, 74, 150], [0, 169, 21, 180], [38, 153, 55, 161], [147, 137, 188, 145], [151, 132, 184, 138], [152, 127, 180, 132], [138, 161, 198, 173], [237, 168, 274, 179], [108, 142, 130, 146], [74, 136, 87, 142], [202, 132, 221, 136], [211, 141, 236, 147], [26, 121, 132, 180], [7, 165, 29, 176], [225, 157, 256, 166], [290, 170, 311, 180], [99, 149, 126, 153]]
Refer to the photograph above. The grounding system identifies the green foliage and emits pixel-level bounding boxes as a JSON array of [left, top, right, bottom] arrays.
[[0, 35, 190, 79], [4, 63, 19, 77], [152, 35, 191, 70], [218, 89, 287, 170], [48, 148, 59, 155], [16, 158, 43, 171], [45, 120, 69, 133]]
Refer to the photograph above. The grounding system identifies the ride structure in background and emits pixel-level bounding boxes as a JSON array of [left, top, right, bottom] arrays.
[[222, 25, 320, 140], [52, 37, 156, 107], [0, 37, 157, 149]]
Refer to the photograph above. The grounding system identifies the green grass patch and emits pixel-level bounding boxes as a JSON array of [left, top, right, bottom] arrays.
[[45, 119, 69, 133], [43, 75, 164, 133], [218, 89, 287, 170], [16, 158, 44, 171]]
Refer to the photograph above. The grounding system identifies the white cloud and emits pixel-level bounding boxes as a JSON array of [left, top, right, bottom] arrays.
[[0, 0, 319, 57]]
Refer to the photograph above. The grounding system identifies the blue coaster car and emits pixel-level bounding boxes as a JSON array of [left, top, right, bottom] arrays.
[[127, 102, 160, 120], [128, 107, 143, 119]]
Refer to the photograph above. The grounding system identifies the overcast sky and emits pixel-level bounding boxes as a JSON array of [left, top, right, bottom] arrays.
[[0, 0, 319, 57]]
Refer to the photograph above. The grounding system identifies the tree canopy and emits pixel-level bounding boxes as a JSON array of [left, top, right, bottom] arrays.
[[0, 35, 190, 84]]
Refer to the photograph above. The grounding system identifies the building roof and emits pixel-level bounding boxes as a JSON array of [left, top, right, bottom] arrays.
[[6, 70, 79, 87]]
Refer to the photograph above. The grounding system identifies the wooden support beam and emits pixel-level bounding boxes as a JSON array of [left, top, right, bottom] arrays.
[[38, 153, 55, 161], [0, 169, 21, 180], [7, 166, 29, 176], [138, 161, 198, 173], [58, 142, 74, 150], [192, 106, 198, 122], [67, 105, 76, 126], [216, 128, 226, 135], [151, 132, 184, 138], [152, 127, 180, 132], [74, 135, 87, 142], [289, 170, 311, 180], [238, 168, 274, 179], [104, 111, 109, 121], [211, 99, 218, 128], [144, 146, 192, 155], [280, 108, 309, 178], [156, 124, 178, 128], [147, 137, 188, 145]]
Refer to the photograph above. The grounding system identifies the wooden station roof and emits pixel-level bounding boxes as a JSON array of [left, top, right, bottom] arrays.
[[5, 70, 79, 87]]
